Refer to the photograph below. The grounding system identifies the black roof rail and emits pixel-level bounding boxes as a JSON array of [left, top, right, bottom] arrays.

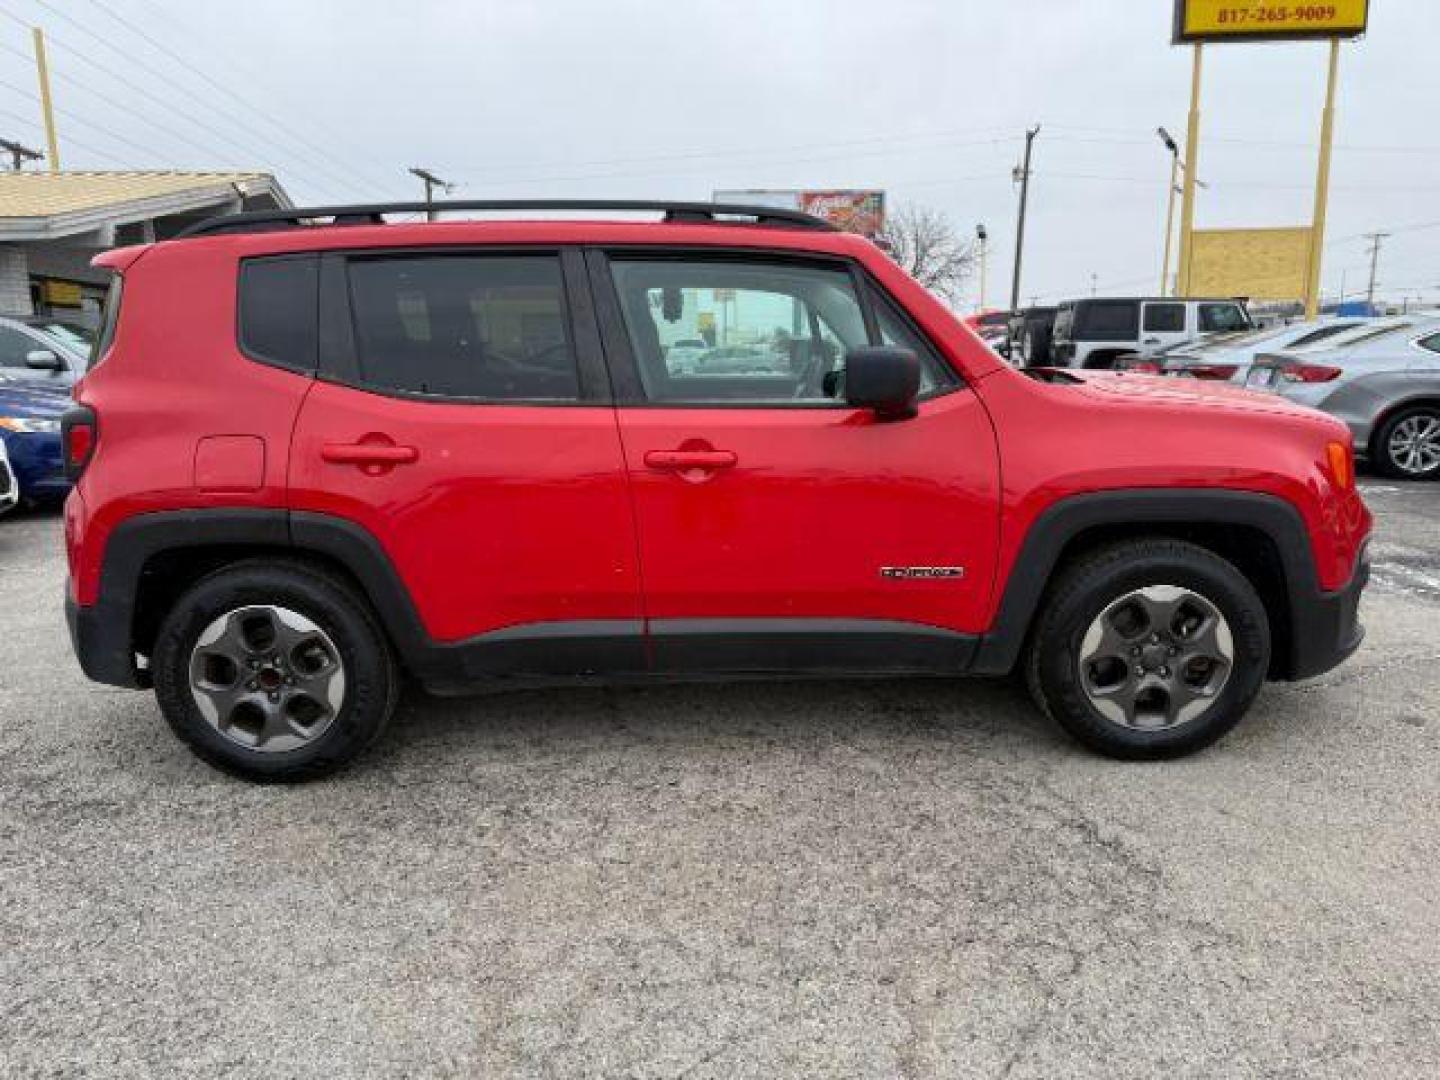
[[175, 199, 839, 239]]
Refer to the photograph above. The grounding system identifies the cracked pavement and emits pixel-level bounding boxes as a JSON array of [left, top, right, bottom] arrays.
[[1, 477, 1437, 1077]]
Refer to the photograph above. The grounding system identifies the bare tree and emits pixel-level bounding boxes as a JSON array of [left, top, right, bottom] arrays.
[[876, 204, 975, 305]]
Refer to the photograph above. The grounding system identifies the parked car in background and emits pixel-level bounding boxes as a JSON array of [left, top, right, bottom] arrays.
[[0, 316, 92, 388], [1049, 296, 1252, 369], [1246, 316, 1440, 479], [0, 378, 71, 504], [964, 309, 1012, 349], [697, 344, 783, 375], [0, 438, 17, 516], [1007, 306, 1057, 366], [664, 337, 709, 374], [1122, 317, 1370, 383]]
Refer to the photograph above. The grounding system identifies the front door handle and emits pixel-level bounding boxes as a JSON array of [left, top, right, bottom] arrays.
[[644, 449, 737, 471]]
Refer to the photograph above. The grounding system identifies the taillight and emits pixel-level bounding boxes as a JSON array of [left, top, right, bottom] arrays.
[[61, 405, 97, 480], [1281, 363, 1343, 383], [1325, 440, 1354, 490], [1186, 363, 1238, 381], [1126, 360, 1163, 374]]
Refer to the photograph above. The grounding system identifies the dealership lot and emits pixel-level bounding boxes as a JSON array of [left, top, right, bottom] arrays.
[[1, 481, 1437, 1078]]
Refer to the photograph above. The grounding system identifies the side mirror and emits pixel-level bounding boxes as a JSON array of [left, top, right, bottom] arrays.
[[25, 349, 64, 372], [844, 346, 920, 420]]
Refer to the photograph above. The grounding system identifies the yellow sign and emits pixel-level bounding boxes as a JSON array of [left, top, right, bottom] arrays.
[[40, 279, 83, 307], [1174, 1, 1368, 42], [1186, 227, 1313, 301]]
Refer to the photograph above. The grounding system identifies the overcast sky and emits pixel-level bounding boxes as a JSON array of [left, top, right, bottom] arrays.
[[0, 0, 1434, 308]]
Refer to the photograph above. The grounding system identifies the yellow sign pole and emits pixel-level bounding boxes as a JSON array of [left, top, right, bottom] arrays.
[[1175, 43, 1203, 297], [1160, 151, 1180, 295], [32, 27, 60, 173], [1303, 38, 1341, 319]]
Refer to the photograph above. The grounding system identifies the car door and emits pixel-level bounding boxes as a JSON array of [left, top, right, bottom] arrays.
[[591, 249, 1001, 674], [286, 248, 644, 673], [1139, 301, 1188, 354]]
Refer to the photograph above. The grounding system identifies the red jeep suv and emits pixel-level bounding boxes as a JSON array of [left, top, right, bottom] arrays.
[[62, 200, 1371, 781]]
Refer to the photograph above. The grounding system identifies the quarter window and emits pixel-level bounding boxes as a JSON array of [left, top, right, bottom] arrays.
[[347, 255, 579, 401], [239, 256, 318, 373], [1418, 333, 1440, 355]]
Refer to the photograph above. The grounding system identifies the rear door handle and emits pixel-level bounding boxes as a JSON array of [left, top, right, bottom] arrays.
[[321, 443, 419, 466], [644, 449, 737, 471]]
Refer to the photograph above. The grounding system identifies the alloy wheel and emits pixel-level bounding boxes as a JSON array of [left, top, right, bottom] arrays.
[[1077, 584, 1234, 731], [188, 605, 346, 753], [1387, 413, 1440, 476]]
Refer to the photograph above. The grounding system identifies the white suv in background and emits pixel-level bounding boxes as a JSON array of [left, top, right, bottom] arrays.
[[1049, 296, 1252, 369]]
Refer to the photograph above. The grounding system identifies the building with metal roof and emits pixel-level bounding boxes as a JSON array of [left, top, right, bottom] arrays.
[[0, 170, 290, 322]]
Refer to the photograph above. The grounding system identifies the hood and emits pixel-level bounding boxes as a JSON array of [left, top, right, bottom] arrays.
[[0, 381, 71, 419], [1062, 370, 1328, 421]]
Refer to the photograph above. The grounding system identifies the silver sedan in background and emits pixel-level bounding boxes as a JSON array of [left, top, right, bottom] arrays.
[[1246, 316, 1440, 479]]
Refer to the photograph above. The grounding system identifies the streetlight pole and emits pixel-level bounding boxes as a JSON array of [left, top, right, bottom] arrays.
[[1009, 125, 1039, 312], [976, 223, 988, 311], [1158, 127, 1181, 296]]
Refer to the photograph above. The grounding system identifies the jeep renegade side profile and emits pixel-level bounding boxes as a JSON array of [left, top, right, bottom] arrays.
[[62, 200, 1372, 781]]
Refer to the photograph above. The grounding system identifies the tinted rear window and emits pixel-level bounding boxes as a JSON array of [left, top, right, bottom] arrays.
[[239, 256, 318, 373], [1076, 301, 1138, 340], [346, 255, 579, 401], [1143, 303, 1184, 332]]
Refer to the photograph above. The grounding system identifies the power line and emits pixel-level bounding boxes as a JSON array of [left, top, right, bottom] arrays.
[[77, 0, 384, 196], [0, 3, 365, 194], [115, 0, 403, 195]]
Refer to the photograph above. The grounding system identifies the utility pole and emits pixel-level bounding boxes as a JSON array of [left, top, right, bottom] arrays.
[[0, 137, 43, 171], [1302, 38, 1342, 320], [31, 28, 59, 172], [408, 167, 451, 221], [976, 223, 988, 310], [1175, 44, 1204, 296], [1009, 124, 1039, 312], [1363, 232, 1388, 307]]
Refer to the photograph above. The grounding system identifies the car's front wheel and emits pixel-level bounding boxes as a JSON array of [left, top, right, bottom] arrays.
[[152, 560, 398, 782], [1026, 539, 1270, 759], [1372, 405, 1440, 480]]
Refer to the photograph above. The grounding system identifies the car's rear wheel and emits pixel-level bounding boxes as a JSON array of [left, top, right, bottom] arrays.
[[152, 560, 397, 782], [1026, 539, 1270, 759], [1372, 405, 1440, 480]]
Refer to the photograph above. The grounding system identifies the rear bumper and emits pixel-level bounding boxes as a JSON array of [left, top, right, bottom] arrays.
[[66, 587, 147, 689], [1284, 544, 1369, 681]]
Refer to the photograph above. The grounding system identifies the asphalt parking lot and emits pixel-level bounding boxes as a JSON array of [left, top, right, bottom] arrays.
[[2, 480, 1438, 1079]]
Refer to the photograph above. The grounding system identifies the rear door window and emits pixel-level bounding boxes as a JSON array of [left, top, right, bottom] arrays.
[[1142, 303, 1185, 333], [346, 255, 580, 401]]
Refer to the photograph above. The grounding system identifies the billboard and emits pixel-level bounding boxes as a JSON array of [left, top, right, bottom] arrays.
[[713, 189, 886, 237], [1173, 0, 1369, 43], [1186, 227, 1313, 301]]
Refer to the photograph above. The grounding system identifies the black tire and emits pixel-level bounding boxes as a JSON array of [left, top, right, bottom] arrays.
[[152, 559, 398, 782], [1025, 539, 1270, 760], [1371, 405, 1440, 480]]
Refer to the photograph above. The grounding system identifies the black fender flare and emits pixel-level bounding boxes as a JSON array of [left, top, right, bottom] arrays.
[[968, 489, 1331, 678]]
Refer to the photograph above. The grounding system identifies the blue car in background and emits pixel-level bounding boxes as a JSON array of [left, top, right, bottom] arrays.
[[0, 377, 71, 505]]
